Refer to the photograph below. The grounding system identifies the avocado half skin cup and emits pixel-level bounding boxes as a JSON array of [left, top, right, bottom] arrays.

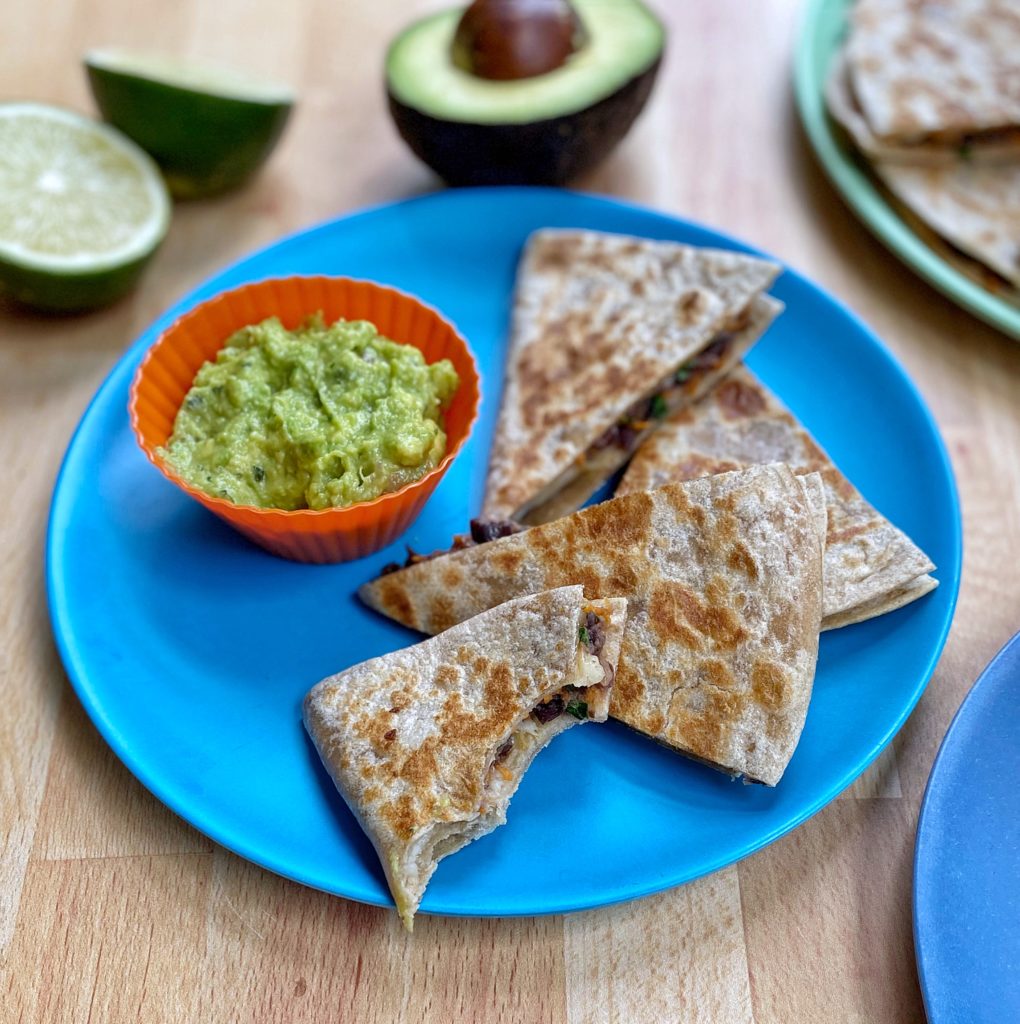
[[86, 62, 293, 199], [388, 54, 662, 186]]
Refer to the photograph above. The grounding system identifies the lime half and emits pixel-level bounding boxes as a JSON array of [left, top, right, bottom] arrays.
[[0, 103, 170, 312], [85, 50, 294, 199]]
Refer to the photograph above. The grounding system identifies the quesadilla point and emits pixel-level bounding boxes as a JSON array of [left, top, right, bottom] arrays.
[[482, 229, 782, 525], [361, 464, 826, 785], [304, 586, 626, 930], [616, 365, 937, 629]]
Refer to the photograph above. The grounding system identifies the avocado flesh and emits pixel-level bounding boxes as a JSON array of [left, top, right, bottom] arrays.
[[386, 0, 664, 125]]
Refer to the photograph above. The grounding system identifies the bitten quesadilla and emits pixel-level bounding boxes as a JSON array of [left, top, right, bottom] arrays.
[[616, 365, 937, 629], [362, 464, 826, 786], [482, 229, 782, 525], [304, 586, 627, 930]]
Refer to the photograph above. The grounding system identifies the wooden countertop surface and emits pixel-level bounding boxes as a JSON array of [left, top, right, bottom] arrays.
[[4, 1, 1019, 1020]]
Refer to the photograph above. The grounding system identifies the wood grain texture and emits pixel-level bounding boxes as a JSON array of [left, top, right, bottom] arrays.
[[563, 868, 754, 1024], [3, 0, 1019, 1021], [32, 694, 213, 861]]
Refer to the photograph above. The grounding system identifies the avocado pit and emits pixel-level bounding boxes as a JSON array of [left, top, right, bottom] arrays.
[[451, 0, 586, 81]]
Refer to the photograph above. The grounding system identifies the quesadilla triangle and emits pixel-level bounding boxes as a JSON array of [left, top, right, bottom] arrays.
[[824, 48, 1020, 167], [361, 464, 827, 786], [303, 586, 627, 931], [616, 364, 938, 630], [481, 228, 782, 526], [826, 49, 1020, 289], [845, 0, 1020, 152]]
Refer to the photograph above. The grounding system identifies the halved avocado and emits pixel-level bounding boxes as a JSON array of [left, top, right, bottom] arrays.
[[386, 0, 665, 186]]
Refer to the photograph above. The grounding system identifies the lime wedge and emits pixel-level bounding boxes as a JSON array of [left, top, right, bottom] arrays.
[[85, 50, 294, 199], [0, 102, 170, 312]]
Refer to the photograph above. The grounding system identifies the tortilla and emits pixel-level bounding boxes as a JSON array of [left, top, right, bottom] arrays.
[[361, 464, 826, 786], [846, 0, 1020, 147], [482, 228, 781, 525], [523, 294, 783, 525], [821, 575, 938, 631], [875, 160, 1020, 287], [826, 47, 1020, 288], [304, 586, 627, 930], [616, 365, 937, 629], [825, 47, 1020, 166]]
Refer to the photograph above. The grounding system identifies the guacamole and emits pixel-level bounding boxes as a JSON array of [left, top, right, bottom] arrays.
[[162, 314, 460, 510]]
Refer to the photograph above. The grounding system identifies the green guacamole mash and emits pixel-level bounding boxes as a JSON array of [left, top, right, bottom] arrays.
[[162, 314, 460, 510]]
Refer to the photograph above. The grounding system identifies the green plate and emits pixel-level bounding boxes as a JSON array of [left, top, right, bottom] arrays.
[[794, 0, 1020, 340]]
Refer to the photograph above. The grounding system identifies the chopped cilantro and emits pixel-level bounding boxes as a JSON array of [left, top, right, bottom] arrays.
[[578, 625, 590, 646], [675, 365, 692, 384], [565, 698, 589, 720], [650, 393, 668, 419]]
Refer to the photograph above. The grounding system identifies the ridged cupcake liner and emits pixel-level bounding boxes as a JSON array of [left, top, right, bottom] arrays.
[[129, 276, 480, 563]]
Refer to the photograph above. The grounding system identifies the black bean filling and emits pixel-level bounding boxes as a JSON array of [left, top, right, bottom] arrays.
[[531, 694, 565, 724], [581, 610, 606, 657], [591, 420, 643, 452], [379, 518, 525, 575], [591, 331, 739, 452], [469, 518, 525, 543], [493, 736, 514, 764]]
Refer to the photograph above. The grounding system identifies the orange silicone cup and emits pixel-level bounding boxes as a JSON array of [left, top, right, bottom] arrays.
[[129, 277, 480, 564]]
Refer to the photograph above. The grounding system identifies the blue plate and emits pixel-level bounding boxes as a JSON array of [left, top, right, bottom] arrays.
[[47, 188, 960, 917], [914, 633, 1020, 1023]]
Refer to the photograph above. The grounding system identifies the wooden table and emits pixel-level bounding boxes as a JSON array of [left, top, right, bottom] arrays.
[[4, 1, 1018, 1020]]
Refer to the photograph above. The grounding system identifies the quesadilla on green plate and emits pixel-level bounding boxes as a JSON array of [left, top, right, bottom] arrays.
[[362, 464, 826, 787], [481, 229, 782, 525], [304, 586, 627, 930], [616, 365, 937, 629], [826, 47, 1020, 288], [846, 0, 1020, 151]]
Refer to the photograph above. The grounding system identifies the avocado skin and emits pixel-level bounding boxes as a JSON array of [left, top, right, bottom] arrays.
[[388, 56, 662, 186]]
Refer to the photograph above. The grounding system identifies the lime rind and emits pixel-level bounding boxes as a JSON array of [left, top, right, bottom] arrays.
[[0, 251, 155, 313], [85, 53, 294, 199]]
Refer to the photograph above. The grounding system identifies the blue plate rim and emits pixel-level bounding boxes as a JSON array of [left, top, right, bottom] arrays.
[[913, 629, 1020, 1019], [46, 186, 962, 916]]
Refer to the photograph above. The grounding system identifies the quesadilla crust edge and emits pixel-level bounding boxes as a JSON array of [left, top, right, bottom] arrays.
[[518, 294, 785, 526]]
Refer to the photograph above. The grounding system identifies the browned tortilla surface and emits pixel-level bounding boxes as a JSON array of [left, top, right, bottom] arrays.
[[617, 365, 937, 628], [305, 586, 627, 928], [362, 465, 826, 786], [482, 229, 780, 521]]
